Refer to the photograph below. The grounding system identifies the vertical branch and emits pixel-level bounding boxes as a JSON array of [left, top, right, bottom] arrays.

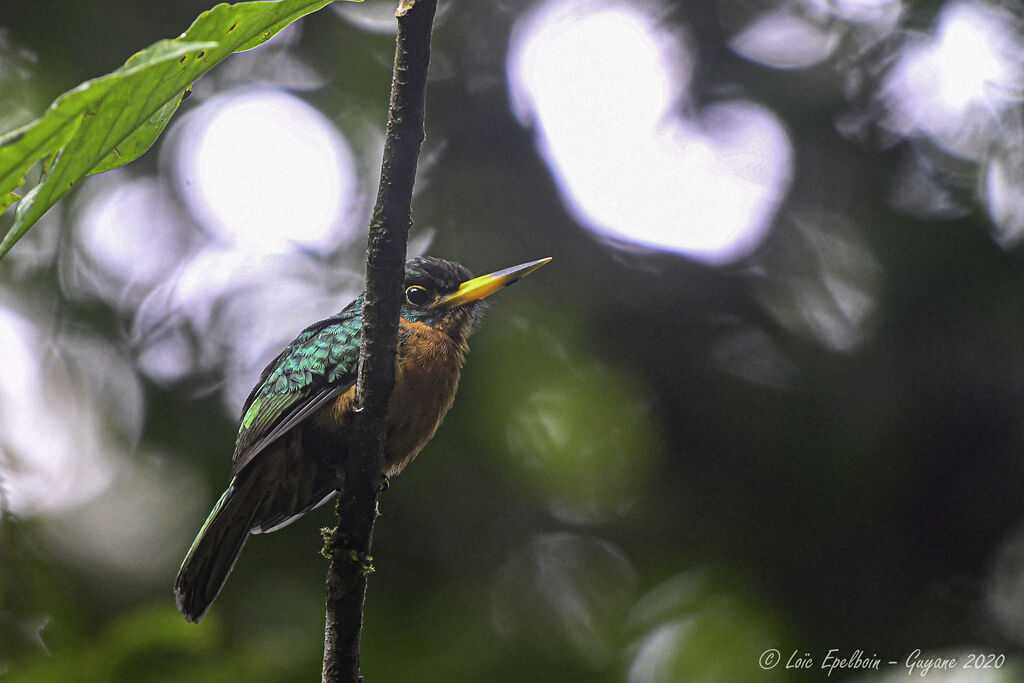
[[321, 1, 438, 682]]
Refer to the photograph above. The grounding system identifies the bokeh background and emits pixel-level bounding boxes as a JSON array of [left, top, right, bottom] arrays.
[[3, 0, 1024, 680]]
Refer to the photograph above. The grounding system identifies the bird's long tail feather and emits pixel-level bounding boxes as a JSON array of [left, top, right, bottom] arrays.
[[174, 477, 256, 623]]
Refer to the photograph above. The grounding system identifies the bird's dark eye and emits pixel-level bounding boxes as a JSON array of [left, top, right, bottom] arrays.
[[405, 285, 432, 307]]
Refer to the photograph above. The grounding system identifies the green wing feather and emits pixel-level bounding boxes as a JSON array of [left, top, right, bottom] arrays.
[[231, 302, 363, 475]]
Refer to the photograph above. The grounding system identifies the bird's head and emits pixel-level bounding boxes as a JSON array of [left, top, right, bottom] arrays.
[[400, 256, 550, 342]]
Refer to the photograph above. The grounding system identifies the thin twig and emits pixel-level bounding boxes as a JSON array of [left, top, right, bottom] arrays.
[[321, 1, 438, 682]]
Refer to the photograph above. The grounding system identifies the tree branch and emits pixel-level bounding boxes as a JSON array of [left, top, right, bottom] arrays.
[[321, 1, 437, 682]]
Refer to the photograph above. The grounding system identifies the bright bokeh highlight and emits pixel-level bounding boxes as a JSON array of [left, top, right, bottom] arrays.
[[171, 86, 358, 254], [809, 0, 903, 23], [508, 0, 793, 264], [726, 0, 903, 70], [68, 172, 193, 311], [881, 1, 1024, 159], [729, 4, 842, 69], [0, 305, 138, 516], [985, 153, 1024, 248], [58, 85, 381, 417], [131, 248, 361, 411]]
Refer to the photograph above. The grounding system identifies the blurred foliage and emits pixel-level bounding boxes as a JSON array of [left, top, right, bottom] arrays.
[[4, 0, 1024, 681], [0, 0, 351, 258]]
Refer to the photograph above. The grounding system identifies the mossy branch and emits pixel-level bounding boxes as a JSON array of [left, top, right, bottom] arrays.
[[320, 1, 438, 681]]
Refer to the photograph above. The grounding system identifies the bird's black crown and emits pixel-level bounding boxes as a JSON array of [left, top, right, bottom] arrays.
[[404, 256, 472, 294]]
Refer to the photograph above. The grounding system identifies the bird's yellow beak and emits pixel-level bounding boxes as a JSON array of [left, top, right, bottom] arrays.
[[432, 257, 551, 308]]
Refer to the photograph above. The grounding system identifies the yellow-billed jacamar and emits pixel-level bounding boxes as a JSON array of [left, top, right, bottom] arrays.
[[174, 256, 550, 623]]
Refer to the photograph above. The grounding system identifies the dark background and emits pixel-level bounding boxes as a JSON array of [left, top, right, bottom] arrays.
[[3, 0, 1024, 680]]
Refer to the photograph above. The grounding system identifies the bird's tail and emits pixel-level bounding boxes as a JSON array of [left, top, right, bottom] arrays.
[[174, 477, 256, 623]]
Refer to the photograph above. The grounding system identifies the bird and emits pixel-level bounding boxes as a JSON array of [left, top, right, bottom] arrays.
[[174, 255, 550, 623]]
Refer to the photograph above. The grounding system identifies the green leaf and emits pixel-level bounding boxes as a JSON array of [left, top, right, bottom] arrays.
[[88, 88, 190, 176], [0, 0, 356, 260], [0, 192, 18, 214]]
